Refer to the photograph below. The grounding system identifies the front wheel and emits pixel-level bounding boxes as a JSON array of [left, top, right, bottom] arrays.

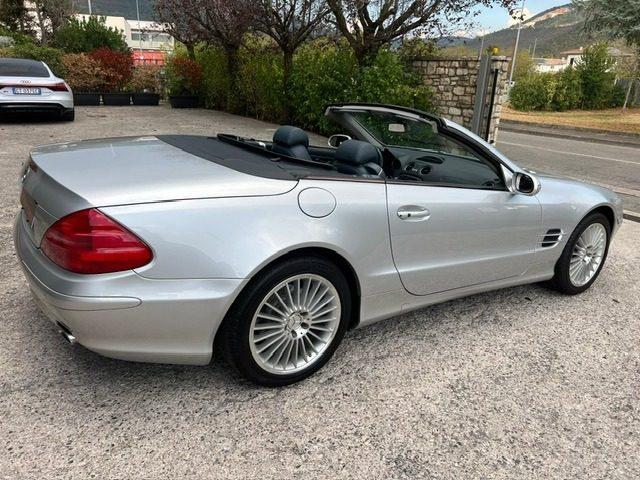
[[548, 212, 611, 295], [219, 256, 351, 386]]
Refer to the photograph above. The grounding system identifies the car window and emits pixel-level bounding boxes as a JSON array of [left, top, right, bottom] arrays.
[[0, 59, 50, 77], [348, 110, 504, 189]]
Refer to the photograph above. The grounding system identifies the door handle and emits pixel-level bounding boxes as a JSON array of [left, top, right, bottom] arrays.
[[397, 206, 431, 221]]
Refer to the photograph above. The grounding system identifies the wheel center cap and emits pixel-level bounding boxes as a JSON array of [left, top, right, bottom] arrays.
[[287, 313, 303, 330]]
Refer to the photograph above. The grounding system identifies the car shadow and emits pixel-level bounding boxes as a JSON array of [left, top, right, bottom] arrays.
[[24, 282, 557, 400], [0, 112, 66, 123]]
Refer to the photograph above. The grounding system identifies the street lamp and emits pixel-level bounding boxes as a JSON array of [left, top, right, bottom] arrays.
[[508, 0, 526, 87], [87, 0, 92, 15]]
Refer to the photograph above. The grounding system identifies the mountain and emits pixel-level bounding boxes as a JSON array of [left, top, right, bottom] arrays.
[[464, 4, 593, 57], [74, 0, 156, 21]]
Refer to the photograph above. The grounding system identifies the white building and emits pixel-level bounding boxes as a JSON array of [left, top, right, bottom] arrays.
[[533, 58, 568, 73]]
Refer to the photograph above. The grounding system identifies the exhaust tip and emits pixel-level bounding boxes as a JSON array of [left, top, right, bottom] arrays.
[[56, 322, 76, 345]]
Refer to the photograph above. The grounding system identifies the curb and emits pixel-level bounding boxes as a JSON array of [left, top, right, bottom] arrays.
[[623, 211, 640, 223], [500, 120, 640, 149]]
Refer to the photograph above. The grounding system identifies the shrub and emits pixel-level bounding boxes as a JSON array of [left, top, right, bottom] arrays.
[[89, 47, 133, 91], [61, 53, 105, 92], [128, 64, 162, 93], [551, 67, 582, 111], [196, 37, 436, 135], [4, 43, 66, 77], [576, 43, 617, 109], [54, 16, 129, 54], [166, 55, 203, 96], [509, 73, 557, 111]]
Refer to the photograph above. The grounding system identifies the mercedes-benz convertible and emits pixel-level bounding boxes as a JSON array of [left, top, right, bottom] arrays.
[[14, 104, 623, 386]]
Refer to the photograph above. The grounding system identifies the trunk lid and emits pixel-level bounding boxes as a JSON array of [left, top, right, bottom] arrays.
[[21, 136, 297, 244]]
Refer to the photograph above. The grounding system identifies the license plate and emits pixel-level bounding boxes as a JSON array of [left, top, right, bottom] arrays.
[[12, 87, 41, 95]]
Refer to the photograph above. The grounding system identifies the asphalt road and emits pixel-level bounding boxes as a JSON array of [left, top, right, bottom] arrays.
[[1, 107, 639, 479], [497, 130, 640, 213]]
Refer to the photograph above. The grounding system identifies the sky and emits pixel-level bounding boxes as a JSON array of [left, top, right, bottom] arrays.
[[471, 0, 570, 35]]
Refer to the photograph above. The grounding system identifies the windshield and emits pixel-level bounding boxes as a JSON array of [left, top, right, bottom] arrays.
[[0, 59, 50, 78]]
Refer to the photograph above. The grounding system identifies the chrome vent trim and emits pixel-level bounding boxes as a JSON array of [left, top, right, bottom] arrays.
[[541, 228, 564, 248]]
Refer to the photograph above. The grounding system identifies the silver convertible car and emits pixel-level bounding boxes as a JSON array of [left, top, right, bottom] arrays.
[[15, 104, 623, 386]]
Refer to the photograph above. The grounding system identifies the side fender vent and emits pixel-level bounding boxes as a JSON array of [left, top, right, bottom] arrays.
[[541, 228, 563, 248]]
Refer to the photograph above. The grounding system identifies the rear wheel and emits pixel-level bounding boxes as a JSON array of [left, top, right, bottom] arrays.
[[219, 256, 351, 386], [61, 109, 75, 122], [548, 212, 611, 295]]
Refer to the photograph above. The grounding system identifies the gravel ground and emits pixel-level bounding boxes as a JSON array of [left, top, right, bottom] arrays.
[[1, 106, 638, 479]]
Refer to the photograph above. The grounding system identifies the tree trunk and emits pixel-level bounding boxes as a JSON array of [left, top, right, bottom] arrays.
[[622, 78, 634, 111], [355, 38, 381, 67], [282, 49, 294, 123], [186, 43, 196, 60], [224, 45, 240, 113]]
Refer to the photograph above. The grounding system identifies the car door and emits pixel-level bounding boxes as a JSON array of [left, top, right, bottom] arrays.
[[326, 104, 542, 295]]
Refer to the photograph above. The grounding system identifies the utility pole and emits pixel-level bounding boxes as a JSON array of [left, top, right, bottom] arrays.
[[136, 0, 143, 62], [478, 34, 485, 60], [531, 38, 537, 60], [87, 0, 92, 15], [508, 0, 526, 87]]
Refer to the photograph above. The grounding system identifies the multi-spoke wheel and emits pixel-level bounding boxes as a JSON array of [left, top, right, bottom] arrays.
[[548, 212, 611, 295], [219, 256, 350, 386]]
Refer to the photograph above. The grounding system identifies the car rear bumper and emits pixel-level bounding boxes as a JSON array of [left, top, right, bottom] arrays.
[[14, 212, 243, 365], [0, 91, 74, 111]]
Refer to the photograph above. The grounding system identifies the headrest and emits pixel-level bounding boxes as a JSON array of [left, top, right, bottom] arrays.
[[335, 139, 381, 166], [273, 126, 309, 148]]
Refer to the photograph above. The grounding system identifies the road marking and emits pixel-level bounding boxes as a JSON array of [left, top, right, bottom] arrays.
[[499, 141, 640, 166]]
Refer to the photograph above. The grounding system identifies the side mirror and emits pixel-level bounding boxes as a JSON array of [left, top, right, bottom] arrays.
[[328, 134, 351, 148], [501, 165, 541, 196]]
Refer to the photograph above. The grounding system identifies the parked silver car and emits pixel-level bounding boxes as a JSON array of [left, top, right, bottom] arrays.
[[14, 104, 622, 385], [0, 58, 74, 121]]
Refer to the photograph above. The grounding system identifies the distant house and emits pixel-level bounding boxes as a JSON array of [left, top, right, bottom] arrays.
[[533, 58, 567, 73], [560, 47, 633, 67]]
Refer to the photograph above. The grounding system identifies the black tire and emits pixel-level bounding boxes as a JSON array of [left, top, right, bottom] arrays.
[[61, 109, 75, 122], [218, 256, 351, 387], [547, 212, 611, 295]]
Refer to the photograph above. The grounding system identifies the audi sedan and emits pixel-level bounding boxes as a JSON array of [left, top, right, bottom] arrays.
[[0, 58, 74, 121], [14, 104, 623, 386]]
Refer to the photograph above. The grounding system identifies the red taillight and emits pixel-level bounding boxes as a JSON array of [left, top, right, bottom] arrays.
[[41, 209, 152, 274], [47, 82, 69, 92]]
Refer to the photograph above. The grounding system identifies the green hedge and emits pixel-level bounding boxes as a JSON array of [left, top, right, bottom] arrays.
[[195, 38, 435, 135], [510, 44, 626, 112]]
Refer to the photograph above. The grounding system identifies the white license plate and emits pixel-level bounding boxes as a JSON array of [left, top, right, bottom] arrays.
[[12, 87, 41, 95]]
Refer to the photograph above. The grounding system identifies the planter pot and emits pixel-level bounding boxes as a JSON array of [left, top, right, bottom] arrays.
[[102, 92, 131, 106], [169, 95, 199, 108], [73, 92, 101, 106], [132, 92, 161, 106]]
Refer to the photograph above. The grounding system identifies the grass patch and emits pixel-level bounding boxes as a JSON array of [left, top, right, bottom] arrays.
[[502, 106, 640, 135]]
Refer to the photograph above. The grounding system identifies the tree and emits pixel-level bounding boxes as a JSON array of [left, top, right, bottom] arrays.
[[31, 0, 73, 45], [154, 0, 257, 109], [0, 0, 30, 33], [575, 43, 617, 109], [254, 0, 330, 121], [154, 0, 204, 58], [513, 49, 535, 80], [326, 0, 518, 66], [54, 16, 129, 53], [574, 0, 640, 109]]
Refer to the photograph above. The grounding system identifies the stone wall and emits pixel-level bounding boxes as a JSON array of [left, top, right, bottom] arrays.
[[411, 56, 510, 142]]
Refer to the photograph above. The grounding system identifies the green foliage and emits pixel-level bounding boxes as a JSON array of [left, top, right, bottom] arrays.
[[551, 67, 583, 111], [575, 43, 617, 108], [53, 16, 129, 54], [0, 26, 32, 45], [510, 43, 624, 111], [195, 38, 435, 135], [2, 43, 66, 77], [513, 50, 535, 81], [509, 73, 557, 111], [576, 0, 640, 48]]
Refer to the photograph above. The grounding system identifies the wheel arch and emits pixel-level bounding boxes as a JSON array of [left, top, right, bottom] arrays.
[[585, 204, 616, 231], [213, 246, 362, 358]]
